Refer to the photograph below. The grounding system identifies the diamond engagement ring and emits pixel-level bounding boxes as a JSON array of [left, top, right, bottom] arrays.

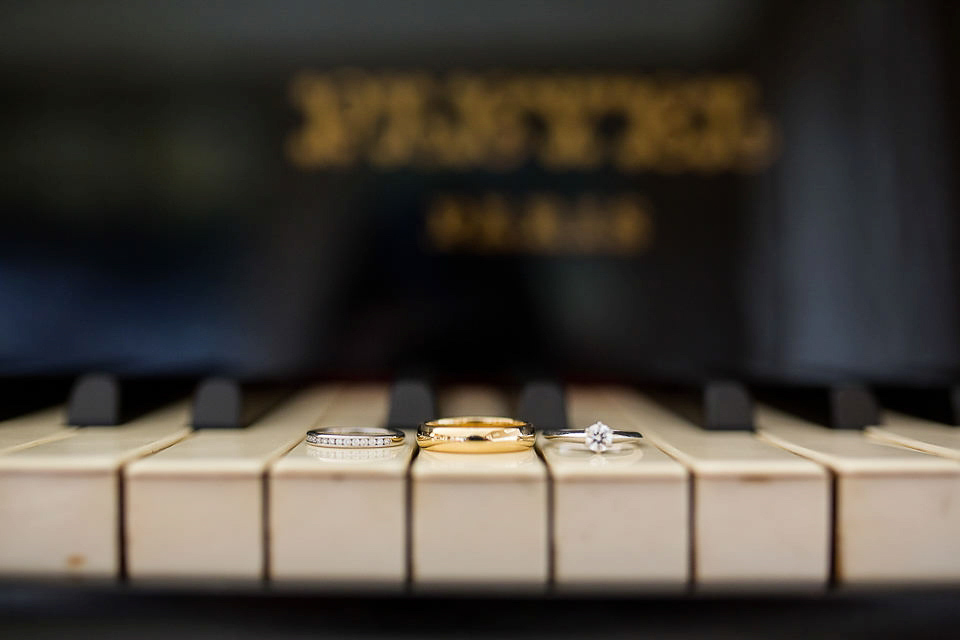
[[541, 421, 642, 453], [306, 426, 405, 448]]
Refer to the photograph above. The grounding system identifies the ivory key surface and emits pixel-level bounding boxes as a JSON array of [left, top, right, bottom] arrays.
[[124, 386, 338, 580], [0, 406, 74, 454], [757, 404, 960, 584], [0, 402, 191, 577], [544, 387, 688, 591], [610, 389, 831, 589], [868, 411, 960, 461], [269, 384, 415, 586], [411, 386, 548, 589]]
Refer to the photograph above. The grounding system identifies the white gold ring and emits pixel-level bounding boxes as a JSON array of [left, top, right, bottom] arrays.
[[541, 421, 642, 453], [306, 426, 405, 448]]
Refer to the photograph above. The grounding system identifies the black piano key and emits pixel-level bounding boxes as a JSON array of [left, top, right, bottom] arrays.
[[191, 377, 291, 429], [653, 380, 754, 431], [516, 381, 568, 430], [386, 379, 436, 429], [67, 373, 120, 425], [758, 383, 879, 430], [703, 380, 754, 430], [876, 385, 960, 426], [67, 373, 188, 426]]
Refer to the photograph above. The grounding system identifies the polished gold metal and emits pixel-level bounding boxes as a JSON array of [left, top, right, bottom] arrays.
[[417, 416, 535, 453]]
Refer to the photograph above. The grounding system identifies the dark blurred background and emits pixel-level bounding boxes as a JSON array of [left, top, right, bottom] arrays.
[[0, 0, 957, 384]]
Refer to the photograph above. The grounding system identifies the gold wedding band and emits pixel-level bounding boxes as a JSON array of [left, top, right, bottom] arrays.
[[417, 416, 535, 453]]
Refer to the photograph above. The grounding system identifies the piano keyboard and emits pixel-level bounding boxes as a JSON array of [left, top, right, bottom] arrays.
[[2, 377, 960, 591]]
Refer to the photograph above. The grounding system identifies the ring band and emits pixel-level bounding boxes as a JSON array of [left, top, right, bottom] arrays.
[[541, 421, 642, 453], [306, 426, 405, 448], [417, 416, 535, 453]]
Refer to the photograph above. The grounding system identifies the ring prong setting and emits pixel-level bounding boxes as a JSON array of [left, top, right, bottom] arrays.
[[585, 421, 614, 452]]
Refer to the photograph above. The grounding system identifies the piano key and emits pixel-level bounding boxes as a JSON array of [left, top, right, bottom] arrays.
[[385, 378, 436, 428], [124, 385, 338, 580], [66, 373, 119, 426], [269, 384, 415, 586], [545, 387, 688, 590], [756, 403, 960, 583], [652, 380, 754, 431], [868, 410, 960, 460], [0, 406, 73, 455], [410, 386, 548, 589], [66, 373, 187, 427], [191, 377, 291, 429], [0, 401, 191, 577], [611, 388, 830, 588], [436, 384, 511, 416], [517, 380, 569, 429]]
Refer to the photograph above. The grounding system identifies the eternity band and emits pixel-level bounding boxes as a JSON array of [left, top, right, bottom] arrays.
[[541, 421, 642, 453], [417, 416, 535, 453], [306, 426, 405, 448]]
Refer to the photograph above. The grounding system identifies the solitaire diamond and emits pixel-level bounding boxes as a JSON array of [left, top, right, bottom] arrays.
[[585, 421, 614, 452]]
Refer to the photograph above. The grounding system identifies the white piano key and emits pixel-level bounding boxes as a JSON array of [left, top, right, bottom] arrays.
[[610, 389, 831, 588], [868, 411, 960, 461], [0, 401, 191, 577], [545, 387, 688, 590], [757, 404, 960, 584], [410, 386, 548, 589], [269, 385, 415, 586], [0, 406, 74, 454], [124, 385, 338, 580]]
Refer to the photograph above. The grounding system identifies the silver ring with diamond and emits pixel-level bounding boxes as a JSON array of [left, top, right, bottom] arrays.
[[306, 427, 405, 448], [540, 421, 642, 453]]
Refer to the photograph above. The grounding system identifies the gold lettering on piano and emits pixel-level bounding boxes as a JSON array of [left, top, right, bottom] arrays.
[[288, 70, 778, 174], [425, 193, 654, 255]]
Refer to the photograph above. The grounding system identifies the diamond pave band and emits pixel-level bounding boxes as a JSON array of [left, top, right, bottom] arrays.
[[541, 421, 642, 453], [306, 426, 405, 448]]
